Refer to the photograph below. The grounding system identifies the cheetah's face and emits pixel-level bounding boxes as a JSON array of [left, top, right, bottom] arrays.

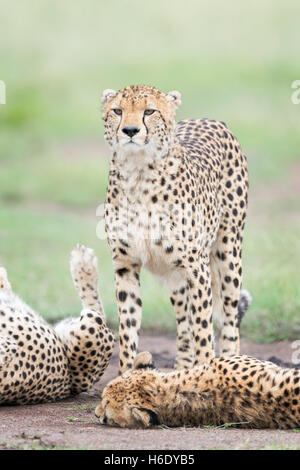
[[95, 396, 135, 428], [95, 378, 157, 429], [95, 351, 159, 429], [101, 85, 181, 163]]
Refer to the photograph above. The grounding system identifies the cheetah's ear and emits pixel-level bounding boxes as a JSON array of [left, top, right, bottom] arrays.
[[133, 351, 155, 370], [165, 90, 182, 108], [101, 89, 118, 105], [131, 407, 159, 428]]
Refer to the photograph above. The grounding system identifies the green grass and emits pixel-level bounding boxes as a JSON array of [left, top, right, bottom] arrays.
[[0, 0, 299, 341], [242, 222, 300, 342], [0, 153, 109, 207]]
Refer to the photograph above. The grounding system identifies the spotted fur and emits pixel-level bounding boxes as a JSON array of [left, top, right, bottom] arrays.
[[0, 245, 114, 405], [102, 85, 248, 372], [95, 351, 300, 429]]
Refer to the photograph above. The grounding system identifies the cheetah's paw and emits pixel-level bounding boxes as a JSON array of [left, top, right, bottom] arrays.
[[70, 244, 99, 283]]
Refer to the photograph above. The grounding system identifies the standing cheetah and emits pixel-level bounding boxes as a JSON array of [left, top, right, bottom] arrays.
[[102, 85, 248, 373], [95, 351, 300, 429], [0, 245, 114, 405]]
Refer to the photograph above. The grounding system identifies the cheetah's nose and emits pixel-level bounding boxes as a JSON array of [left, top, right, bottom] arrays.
[[122, 126, 140, 138]]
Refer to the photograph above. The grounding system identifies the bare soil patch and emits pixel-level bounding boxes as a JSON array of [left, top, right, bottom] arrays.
[[1, 334, 300, 450]]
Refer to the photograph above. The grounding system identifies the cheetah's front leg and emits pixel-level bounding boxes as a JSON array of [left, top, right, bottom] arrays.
[[0, 268, 18, 372], [0, 335, 17, 370], [114, 261, 142, 373], [188, 254, 215, 366]]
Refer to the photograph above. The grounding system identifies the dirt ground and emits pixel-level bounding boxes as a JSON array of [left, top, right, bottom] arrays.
[[1, 334, 300, 451]]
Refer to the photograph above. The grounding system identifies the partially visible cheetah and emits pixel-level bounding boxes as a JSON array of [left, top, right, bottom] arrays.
[[102, 85, 248, 372], [0, 245, 114, 405], [95, 351, 300, 429]]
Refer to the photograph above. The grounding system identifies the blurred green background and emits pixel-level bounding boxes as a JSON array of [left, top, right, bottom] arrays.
[[0, 0, 299, 342]]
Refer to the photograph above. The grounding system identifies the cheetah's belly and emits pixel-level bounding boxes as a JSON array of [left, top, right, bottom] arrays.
[[129, 237, 186, 290]]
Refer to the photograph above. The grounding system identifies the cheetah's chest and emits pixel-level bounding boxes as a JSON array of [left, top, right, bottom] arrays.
[[107, 157, 222, 281], [112, 192, 186, 286]]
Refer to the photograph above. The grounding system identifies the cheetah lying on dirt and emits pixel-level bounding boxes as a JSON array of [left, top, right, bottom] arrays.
[[102, 85, 248, 373], [0, 245, 114, 405], [95, 351, 300, 429]]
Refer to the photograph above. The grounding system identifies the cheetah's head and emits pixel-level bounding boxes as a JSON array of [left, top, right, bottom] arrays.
[[101, 85, 181, 165], [95, 351, 159, 428]]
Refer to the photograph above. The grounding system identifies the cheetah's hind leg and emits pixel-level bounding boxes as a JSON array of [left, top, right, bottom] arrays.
[[57, 309, 115, 394], [70, 244, 105, 315], [54, 244, 106, 344], [54, 245, 115, 394]]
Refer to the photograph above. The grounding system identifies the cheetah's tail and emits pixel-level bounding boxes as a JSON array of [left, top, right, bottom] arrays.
[[237, 289, 252, 328]]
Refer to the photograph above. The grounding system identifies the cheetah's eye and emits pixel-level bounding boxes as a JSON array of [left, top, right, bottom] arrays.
[[144, 109, 155, 116], [113, 108, 122, 116]]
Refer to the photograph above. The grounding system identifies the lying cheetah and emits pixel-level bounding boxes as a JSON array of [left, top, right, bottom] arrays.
[[95, 351, 300, 429], [0, 245, 114, 405], [102, 85, 248, 373]]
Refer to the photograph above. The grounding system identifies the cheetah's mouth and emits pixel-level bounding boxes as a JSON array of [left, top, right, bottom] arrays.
[[124, 138, 149, 147]]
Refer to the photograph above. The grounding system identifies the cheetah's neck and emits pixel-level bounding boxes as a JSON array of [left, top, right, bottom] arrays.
[[111, 141, 181, 201]]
